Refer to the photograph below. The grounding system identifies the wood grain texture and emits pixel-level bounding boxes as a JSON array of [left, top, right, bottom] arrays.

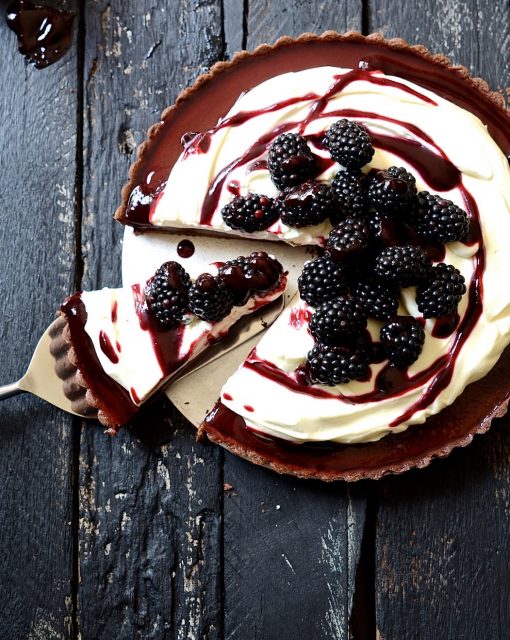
[[246, 0, 362, 48], [368, 1, 510, 637], [223, 457, 366, 640], [0, 2, 78, 638], [222, 5, 366, 640], [223, 0, 245, 57], [78, 1, 225, 638], [77, 407, 223, 639]]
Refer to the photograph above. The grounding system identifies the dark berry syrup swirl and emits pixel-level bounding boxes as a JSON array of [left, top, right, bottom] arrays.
[[6, 0, 75, 69], [124, 67, 451, 228], [189, 67, 486, 431], [237, 169, 483, 430], [197, 69, 440, 226]]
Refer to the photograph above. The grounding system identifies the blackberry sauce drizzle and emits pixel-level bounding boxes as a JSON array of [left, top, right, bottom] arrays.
[[170, 69, 484, 430], [196, 69, 443, 226], [131, 284, 187, 378]]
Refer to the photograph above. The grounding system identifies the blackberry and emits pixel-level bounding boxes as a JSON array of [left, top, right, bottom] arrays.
[[416, 263, 466, 318], [218, 251, 283, 305], [354, 278, 400, 321], [367, 166, 417, 214], [374, 245, 432, 288], [307, 343, 370, 386], [279, 180, 336, 228], [188, 273, 234, 322], [323, 119, 374, 169], [330, 170, 368, 223], [144, 261, 191, 328], [326, 217, 370, 263], [367, 211, 412, 248], [267, 132, 315, 190], [380, 316, 425, 369], [309, 296, 367, 345], [221, 193, 279, 233], [413, 191, 470, 243], [298, 255, 349, 307]]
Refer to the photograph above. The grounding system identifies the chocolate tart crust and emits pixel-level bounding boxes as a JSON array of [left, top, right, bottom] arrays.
[[114, 31, 510, 479], [49, 315, 101, 423], [51, 312, 135, 432]]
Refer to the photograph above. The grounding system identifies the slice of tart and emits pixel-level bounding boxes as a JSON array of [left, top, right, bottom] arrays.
[[51, 252, 286, 432]]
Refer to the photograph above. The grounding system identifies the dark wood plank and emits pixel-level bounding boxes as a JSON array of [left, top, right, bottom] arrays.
[[368, 1, 510, 637], [0, 3, 79, 638], [223, 459, 366, 640], [78, 2, 225, 638], [223, 5, 366, 640], [223, 0, 245, 56], [246, 0, 362, 47]]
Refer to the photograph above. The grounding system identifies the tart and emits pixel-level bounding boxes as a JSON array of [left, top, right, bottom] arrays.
[[51, 253, 286, 431], [114, 32, 510, 479]]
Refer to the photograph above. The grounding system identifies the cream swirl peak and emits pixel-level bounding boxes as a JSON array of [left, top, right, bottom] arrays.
[[188, 65, 510, 444]]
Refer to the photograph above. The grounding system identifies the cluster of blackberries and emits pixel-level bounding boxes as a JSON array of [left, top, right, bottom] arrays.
[[293, 122, 470, 386], [300, 236, 467, 385], [221, 119, 470, 249], [222, 120, 375, 232], [300, 249, 432, 386], [144, 252, 282, 328]]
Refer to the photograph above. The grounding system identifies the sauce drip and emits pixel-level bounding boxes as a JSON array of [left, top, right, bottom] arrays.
[[176, 239, 195, 258], [6, 0, 75, 69], [111, 300, 118, 323], [131, 284, 187, 377], [99, 330, 119, 364]]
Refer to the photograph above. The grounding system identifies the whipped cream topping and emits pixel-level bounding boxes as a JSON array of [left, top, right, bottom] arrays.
[[81, 269, 286, 407], [191, 66, 510, 444]]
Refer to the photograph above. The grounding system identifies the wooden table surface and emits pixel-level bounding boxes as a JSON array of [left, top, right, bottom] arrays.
[[1, 1, 510, 638]]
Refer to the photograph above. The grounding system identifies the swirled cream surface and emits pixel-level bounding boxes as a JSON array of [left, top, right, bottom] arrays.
[[181, 66, 510, 444]]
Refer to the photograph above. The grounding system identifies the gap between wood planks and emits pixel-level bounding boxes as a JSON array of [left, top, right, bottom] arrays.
[[349, 487, 377, 639]]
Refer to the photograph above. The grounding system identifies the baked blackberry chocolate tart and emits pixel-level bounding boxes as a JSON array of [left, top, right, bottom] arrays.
[[52, 253, 286, 431], [115, 32, 510, 480]]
